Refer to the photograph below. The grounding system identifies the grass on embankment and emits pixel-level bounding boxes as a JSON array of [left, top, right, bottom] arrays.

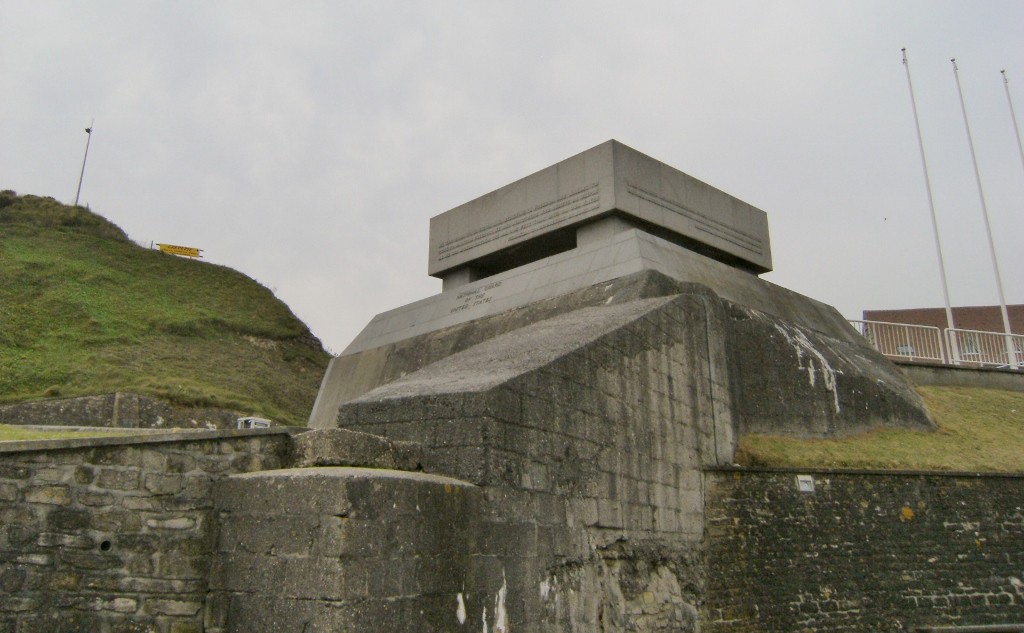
[[0, 424, 130, 442], [737, 386, 1024, 472], [0, 192, 329, 426]]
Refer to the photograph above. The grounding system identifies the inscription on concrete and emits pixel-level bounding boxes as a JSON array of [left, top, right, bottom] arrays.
[[450, 280, 503, 314], [436, 184, 600, 264], [624, 183, 766, 257], [428, 140, 772, 283]]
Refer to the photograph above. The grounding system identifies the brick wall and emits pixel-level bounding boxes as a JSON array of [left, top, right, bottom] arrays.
[[0, 430, 291, 632], [703, 468, 1024, 632], [863, 305, 1024, 334]]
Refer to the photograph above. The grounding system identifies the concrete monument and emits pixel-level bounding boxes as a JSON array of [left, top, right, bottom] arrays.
[[297, 140, 934, 631]]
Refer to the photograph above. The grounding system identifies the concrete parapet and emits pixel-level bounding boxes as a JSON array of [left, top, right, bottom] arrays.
[[898, 363, 1024, 392], [207, 467, 481, 633]]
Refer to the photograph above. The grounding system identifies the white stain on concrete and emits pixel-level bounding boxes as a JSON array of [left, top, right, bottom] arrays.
[[481, 570, 509, 633], [494, 571, 509, 633], [456, 592, 467, 625], [773, 323, 841, 414], [539, 578, 552, 601]]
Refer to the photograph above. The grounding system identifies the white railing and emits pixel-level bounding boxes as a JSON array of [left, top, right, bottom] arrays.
[[850, 320, 1024, 369], [848, 320, 945, 363], [945, 328, 1024, 369]]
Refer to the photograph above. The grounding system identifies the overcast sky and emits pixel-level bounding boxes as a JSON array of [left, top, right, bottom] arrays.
[[3, 1, 1023, 353]]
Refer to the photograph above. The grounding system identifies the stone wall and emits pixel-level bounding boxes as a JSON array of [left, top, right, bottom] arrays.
[[0, 392, 241, 429], [3, 426, 1024, 632], [0, 430, 291, 632], [703, 468, 1024, 632]]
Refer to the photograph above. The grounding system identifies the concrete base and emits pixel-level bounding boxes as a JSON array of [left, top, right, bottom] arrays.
[[339, 229, 846, 359], [311, 230, 884, 430]]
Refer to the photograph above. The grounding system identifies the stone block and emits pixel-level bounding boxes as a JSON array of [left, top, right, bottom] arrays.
[[47, 507, 91, 531], [145, 516, 196, 530], [169, 621, 203, 633], [0, 482, 19, 502], [23, 485, 70, 505], [291, 428, 423, 471], [0, 462, 29, 477], [96, 468, 141, 491], [122, 496, 161, 511], [32, 467, 68, 483], [144, 598, 201, 617], [36, 532, 93, 549], [143, 472, 185, 495], [59, 549, 119, 571]]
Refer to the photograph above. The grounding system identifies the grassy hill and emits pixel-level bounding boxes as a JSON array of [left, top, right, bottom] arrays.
[[737, 385, 1024, 472], [0, 191, 329, 426]]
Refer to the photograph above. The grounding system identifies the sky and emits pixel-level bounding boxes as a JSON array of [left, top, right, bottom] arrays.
[[3, 1, 1023, 353]]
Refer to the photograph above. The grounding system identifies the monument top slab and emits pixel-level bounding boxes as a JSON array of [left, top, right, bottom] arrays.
[[428, 140, 772, 281]]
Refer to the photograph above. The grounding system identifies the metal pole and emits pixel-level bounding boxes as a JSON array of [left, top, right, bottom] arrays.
[[1004, 70, 1024, 183], [1002, 70, 1024, 368], [902, 49, 958, 363], [951, 59, 1017, 368], [74, 120, 94, 207]]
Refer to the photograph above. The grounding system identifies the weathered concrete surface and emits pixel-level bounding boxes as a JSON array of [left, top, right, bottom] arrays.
[[898, 362, 1024, 392], [723, 303, 933, 437], [310, 264, 683, 428], [310, 229, 880, 430], [327, 282, 936, 631], [312, 269, 930, 437], [335, 228, 831, 360], [291, 428, 424, 470], [339, 290, 727, 631], [429, 139, 772, 281], [299, 139, 940, 631], [207, 467, 481, 633]]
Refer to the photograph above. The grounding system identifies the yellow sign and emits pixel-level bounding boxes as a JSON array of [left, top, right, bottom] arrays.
[[158, 243, 202, 258]]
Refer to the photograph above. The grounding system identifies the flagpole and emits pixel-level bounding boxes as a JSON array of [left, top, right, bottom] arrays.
[[951, 59, 1016, 367], [902, 49, 958, 362], [1003, 70, 1024, 181], [74, 120, 94, 207]]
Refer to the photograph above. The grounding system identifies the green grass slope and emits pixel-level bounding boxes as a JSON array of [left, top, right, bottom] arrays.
[[0, 191, 329, 426], [738, 385, 1024, 472]]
